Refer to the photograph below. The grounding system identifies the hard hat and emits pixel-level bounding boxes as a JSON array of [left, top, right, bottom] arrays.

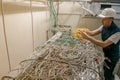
[[98, 8, 116, 18]]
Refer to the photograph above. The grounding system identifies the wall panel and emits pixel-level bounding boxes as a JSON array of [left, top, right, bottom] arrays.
[[33, 11, 49, 49], [0, 15, 10, 75], [0, 1, 50, 76], [3, 13, 33, 70]]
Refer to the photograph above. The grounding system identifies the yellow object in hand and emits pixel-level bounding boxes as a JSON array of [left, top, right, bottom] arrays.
[[72, 28, 89, 39]]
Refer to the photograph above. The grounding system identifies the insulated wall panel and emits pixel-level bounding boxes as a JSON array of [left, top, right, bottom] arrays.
[[0, 12, 10, 75], [32, 11, 49, 50], [3, 13, 33, 70], [2, 0, 33, 70]]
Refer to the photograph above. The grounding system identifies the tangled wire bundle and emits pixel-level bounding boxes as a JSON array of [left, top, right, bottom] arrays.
[[15, 39, 104, 80]]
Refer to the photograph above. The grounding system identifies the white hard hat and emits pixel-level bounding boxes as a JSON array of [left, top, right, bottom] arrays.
[[98, 8, 116, 18]]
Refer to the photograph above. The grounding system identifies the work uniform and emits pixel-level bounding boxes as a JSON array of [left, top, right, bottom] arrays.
[[100, 21, 120, 80]]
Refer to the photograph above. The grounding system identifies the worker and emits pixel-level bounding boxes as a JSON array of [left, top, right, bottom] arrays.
[[80, 8, 120, 80]]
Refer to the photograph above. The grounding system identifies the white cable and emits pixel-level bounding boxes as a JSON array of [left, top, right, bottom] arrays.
[[0, 0, 12, 71], [30, 0, 35, 52]]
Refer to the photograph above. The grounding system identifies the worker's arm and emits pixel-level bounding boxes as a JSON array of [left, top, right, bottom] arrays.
[[80, 32, 113, 48], [87, 26, 103, 36]]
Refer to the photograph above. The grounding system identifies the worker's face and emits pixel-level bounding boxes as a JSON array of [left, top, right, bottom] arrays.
[[101, 17, 113, 27]]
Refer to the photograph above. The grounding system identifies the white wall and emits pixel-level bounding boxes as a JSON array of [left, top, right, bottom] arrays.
[[58, 2, 81, 27], [33, 11, 49, 49], [0, 15, 10, 75], [4, 13, 33, 70], [0, 1, 50, 76]]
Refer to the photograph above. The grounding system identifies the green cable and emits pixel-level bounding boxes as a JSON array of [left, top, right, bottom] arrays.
[[48, 0, 78, 45]]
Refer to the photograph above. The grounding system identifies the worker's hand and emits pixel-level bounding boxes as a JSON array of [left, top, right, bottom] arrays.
[[80, 31, 89, 40]]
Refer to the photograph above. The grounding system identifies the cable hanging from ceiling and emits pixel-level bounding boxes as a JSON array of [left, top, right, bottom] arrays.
[[0, 0, 12, 72], [30, 0, 35, 52], [48, 0, 78, 45]]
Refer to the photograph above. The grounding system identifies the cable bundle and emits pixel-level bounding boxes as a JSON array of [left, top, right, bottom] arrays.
[[15, 38, 104, 80]]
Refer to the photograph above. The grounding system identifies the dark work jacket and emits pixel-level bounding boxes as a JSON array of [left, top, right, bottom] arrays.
[[101, 21, 120, 62]]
